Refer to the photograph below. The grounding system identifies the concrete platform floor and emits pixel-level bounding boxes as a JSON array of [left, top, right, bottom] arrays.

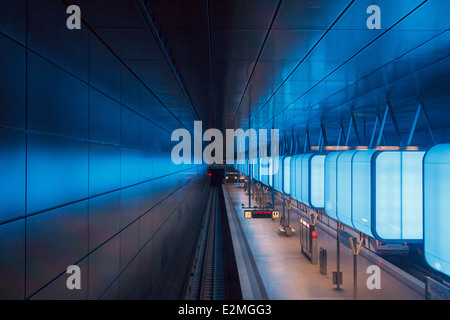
[[222, 183, 425, 300]]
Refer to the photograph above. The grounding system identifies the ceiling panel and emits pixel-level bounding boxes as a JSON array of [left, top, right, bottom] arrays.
[[272, 0, 351, 30], [246, 0, 450, 149], [77, 0, 148, 28], [209, 0, 279, 29], [94, 28, 164, 61], [145, 0, 207, 29], [211, 29, 267, 61], [259, 30, 324, 61], [332, 0, 426, 30], [97, 0, 450, 149]]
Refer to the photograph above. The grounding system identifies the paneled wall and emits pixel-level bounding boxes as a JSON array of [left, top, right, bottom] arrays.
[[0, 1, 209, 299]]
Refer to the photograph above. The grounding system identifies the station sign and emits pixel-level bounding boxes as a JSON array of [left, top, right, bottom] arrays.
[[244, 210, 279, 219]]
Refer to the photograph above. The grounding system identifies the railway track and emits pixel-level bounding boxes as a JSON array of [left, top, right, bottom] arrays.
[[187, 185, 241, 300]]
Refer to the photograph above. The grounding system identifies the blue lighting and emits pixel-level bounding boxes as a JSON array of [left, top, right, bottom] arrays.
[[296, 154, 326, 209], [293, 154, 306, 201], [325, 149, 424, 242], [373, 151, 424, 242], [273, 156, 284, 193], [324, 152, 341, 221], [336, 151, 357, 228], [310, 155, 326, 209], [352, 149, 376, 236], [424, 144, 450, 277], [300, 154, 310, 206], [289, 155, 299, 200], [283, 156, 291, 195]]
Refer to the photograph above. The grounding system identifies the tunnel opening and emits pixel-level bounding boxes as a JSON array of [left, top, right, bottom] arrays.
[[208, 168, 225, 187]]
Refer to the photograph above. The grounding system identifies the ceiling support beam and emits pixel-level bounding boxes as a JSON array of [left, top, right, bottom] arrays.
[[318, 122, 328, 152], [374, 102, 402, 147], [303, 128, 311, 154], [407, 102, 437, 146]]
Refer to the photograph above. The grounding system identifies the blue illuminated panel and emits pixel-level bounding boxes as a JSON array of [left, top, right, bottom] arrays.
[[260, 157, 269, 185], [324, 152, 341, 220], [401, 152, 424, 239], [290, 155, 299, 200], [310, 155, 326, 209], [296, 154, 325, 209], [325, 150, 424, 242], [336, 151, 357, 228], [424, 144, 450, 276], [283, 156, 291, 195], [268, 157, 274, 187], [273, 156, 284, 192], [293, 154, 306, 202], [0, 130, 25, 222], [300, 154, 311, 206], [373, 151, 424, 242], [352, 150, 376, 236]]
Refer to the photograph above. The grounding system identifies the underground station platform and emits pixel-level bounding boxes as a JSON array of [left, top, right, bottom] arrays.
[[222, 182, 424, 300]]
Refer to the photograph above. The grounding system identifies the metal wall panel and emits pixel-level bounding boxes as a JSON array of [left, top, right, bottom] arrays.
[[0, 0, 26, 45], [89, 36, 121, 101], [31, 259, 89, 300], [89, 143, 121, 197], [0, 34, 26, 129], [0, 219, 25, 300], [120, 147, 141, 188], [88, 191, 121, 251], [27, 135, 89, 214], [27, 52, 89, 139], [120, 185, 141, 228], [26, 201, 89, 297], [88, 235, 120, 300], [28, 0, 89, 82], [0, 1, 210, 300], [0, 130, 25, 222], [119, 221, 140, 272], [89, 89, 121, 144]]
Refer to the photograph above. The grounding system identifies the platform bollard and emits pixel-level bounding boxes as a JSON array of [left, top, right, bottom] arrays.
[[320, 247, 327, 275]]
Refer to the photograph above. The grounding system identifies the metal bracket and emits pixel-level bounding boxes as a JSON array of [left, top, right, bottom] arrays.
[[290, 130, 295, 155], [318, 122, 328, 152], [343, 113, 361, 147], [349, 237, 363, 255], [308, 210, 318, 226], [284, 198, 293, 210], [345, 116, 353, 147], [303, 128, 311, 153], [407, 102, 437, 146], [376, 102, 403, 147]]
